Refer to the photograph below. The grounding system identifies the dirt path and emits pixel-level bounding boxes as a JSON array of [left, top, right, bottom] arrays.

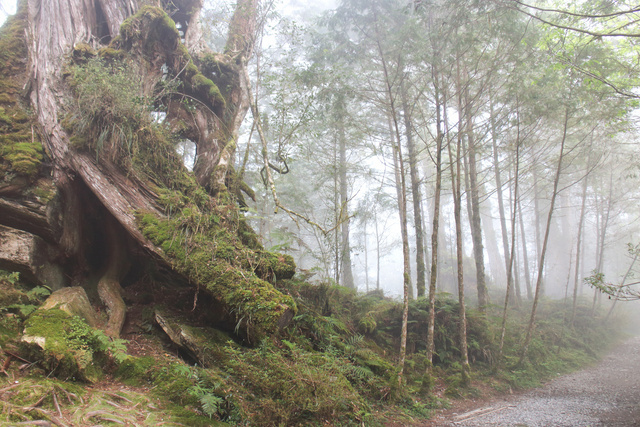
[[428, 335, 640, 426]]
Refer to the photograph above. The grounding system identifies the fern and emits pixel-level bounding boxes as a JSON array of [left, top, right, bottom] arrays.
[[106, 338, 130, 363], [27, 286, 51, 299], [199, 393, 223, 418], [0, 271, 20, 285], [322, 316, 349, 334], [345, 334, 364, 349], [338, 363, 374, 382], [7, 304, 37, 317], [171, 364, 192, 377]]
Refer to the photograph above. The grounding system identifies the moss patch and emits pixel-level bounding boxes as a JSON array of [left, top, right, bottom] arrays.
[[0, 2, 44, 180], [137, 207, 297, 342], [21, 309, 103, 381], [115, 6, 225, 112]]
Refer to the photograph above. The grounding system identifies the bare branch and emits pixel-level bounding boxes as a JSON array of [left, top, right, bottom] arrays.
[[241, 60, 330, 235], [506, 0, 640, 37], [510, 0, 640, 19]]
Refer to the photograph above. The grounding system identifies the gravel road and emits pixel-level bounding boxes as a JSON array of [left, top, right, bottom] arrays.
[[431, 335, 640, 426]]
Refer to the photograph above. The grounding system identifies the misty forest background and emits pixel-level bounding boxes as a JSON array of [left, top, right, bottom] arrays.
[[3, 0, 640, 425], [202, 0, 640, 309]]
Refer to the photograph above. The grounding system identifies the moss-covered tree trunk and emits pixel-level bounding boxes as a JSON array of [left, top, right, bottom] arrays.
[[0, 0, 295, 342]]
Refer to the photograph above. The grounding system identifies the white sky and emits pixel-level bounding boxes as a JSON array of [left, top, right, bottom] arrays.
[[0, 0, 16, 26]]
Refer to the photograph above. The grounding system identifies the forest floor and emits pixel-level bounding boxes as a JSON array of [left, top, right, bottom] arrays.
[[420, 334, 640, 426]]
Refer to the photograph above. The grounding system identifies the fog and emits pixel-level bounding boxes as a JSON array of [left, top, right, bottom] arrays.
[[229, 0, 640, 320]]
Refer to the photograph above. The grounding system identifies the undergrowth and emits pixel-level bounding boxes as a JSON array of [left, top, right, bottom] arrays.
[[0, 270, 627, 425]]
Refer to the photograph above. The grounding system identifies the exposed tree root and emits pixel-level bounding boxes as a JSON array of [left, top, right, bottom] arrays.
[[97, 216, 130, 339], [98, 277, 126, 339]]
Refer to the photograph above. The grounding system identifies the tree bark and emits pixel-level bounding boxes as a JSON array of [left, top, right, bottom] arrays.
[[520, 108, 569, 365], [592, 172, 613, 313], [426, 68, 444, 367], [464, 87, 489, 311], [518, 197, 533, 300], [449, 91, 470, 376], [401, 76, 427, 298], [490, 102, 512, 294], [376, 36, 411, 387], [571, 165, 589, 324], [498, 119, 520, 362], [4, 0, 295, 341], [337, 96, 355, 289]]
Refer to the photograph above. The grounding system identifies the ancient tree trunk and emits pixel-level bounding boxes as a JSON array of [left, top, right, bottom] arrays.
[[1, 0, 295, 341]]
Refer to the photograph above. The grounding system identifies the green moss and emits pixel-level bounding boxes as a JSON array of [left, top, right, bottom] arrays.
[[185, 58, 199, 76], [116, 357, 227, 424], [154, 307, 240, 366], [97, 46, 125, 61], [119, 6, 179, 53], [114, 7, 226, 110], [190, 73, 225, 106], [30, 179, 57, 203], [199, 52, 236, 98], [136, 209, 296, 341], [238, 218, 262, 249], [254, 251, 296, 281], [0, 1, 44, 180], [21, 309, 102, 381], [72, 42, 96, 62], [6, 378, 86, 417], [0, 139, 44, 175], [115, 355, 157, 384], [0, 1, 28, 76], [221, 340, 367, 425]]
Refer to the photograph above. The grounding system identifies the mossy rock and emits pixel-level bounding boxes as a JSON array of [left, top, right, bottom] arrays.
[[21, 309, 102, 382], [114, 355, 157, 384], [39, 286, 100, 328], [154, 307, 238, 367]]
